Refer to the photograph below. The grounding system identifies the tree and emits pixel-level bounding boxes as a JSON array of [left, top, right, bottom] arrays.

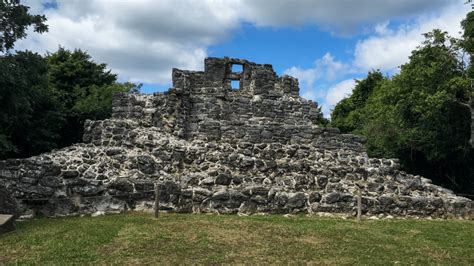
[[331, 70, 385, 133], [0, 47, 140, 159], [330, 29, 473, 193], [0, 0, 48, 53], [74, 82, 140, 120], [0, 2, 139, 158], [0, 51, 63, 159], [46, 47, 140, 146], [460, 11, 474, 147], [0, 47, 140, 158]]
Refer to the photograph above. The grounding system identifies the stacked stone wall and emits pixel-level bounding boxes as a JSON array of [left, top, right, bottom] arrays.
[[0, 129, 471, 218], [0, 57, 472, 218]]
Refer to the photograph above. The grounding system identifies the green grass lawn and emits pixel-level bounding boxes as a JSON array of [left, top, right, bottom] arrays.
[[0, 213, 473, 264]]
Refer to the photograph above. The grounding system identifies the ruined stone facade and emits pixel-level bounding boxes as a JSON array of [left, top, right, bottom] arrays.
[[0, 57, 472, 218]]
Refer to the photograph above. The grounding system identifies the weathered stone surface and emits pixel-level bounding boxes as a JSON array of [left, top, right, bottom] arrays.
[[0, 214, 16, 234], [0, 184, 18, 216], [0, 57, 472, 218]]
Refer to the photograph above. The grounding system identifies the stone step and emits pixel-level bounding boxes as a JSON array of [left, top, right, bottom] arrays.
[[0, 214, 16, 234]]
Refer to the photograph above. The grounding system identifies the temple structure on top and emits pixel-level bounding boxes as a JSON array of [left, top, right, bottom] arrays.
[[104, 57, 364, 150], [173, 57, 299, 96]]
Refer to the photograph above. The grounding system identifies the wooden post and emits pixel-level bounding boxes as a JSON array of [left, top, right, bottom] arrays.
[[154, 184, 160, 218], [357, 187, 362, 222]]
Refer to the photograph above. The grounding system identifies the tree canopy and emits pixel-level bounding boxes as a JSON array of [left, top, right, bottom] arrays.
[[0, 1, 140, 159], [46, 47, 140, 146], [331, 26, 474, 194], [0, 0, 48, 53], [0, 51, 63, 158], [331, 70, 386, 134], [0, 47, 140, 159]]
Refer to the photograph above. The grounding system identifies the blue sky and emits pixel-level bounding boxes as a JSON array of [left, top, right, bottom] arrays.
[[18, 0, 471, 117], [140, 23, 358, 90]]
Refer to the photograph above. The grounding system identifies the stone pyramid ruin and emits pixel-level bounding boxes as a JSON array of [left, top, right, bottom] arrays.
[[0, 57, 472, 218]]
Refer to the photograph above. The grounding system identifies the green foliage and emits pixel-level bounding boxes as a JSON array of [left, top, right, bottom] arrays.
[[0, 46, 140, 159], [0, 51, 64, 159], [330, 28, 473, 193], [46, 47, 140, 146], [0, 0, 48, 53], [331, 71, 385, 133], [74, 82, 140, 120], [461, 11, 474, 72]]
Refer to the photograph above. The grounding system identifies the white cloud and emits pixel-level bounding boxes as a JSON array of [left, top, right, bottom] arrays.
[[285, 59, 356, 117], [374, 21, 394, 36], [16, 0, 242, 84], [284, 53, 355, 117], [301, 90, 322, 102], [284, 53, 354, 117], [318, 53, 350, 81], [283, 3, 468, 118], [15, 0, 461, 87], [284, 52, 350, 90], [354, 3, 469, 72], [325, 79, 356, 106], [320, 79, 356, 117], [11, 0, 471, 120], [284, 67, 318, 93], [239, 0, 452, 34]]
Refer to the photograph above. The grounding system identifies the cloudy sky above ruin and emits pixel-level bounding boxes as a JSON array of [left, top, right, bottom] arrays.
[[17, 0, 470, 117]]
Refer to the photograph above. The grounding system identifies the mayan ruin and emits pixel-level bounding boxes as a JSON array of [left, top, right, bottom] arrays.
[[0, 57, 472, 218]]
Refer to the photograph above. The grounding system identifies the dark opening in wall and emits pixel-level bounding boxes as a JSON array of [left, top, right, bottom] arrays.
[[231, 64, 243, 73], [231, 80, 240, 90]]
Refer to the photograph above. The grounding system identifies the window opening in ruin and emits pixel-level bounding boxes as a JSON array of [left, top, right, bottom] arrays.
[[231, 80, 240, 90], [231, 64, 243, 73]]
